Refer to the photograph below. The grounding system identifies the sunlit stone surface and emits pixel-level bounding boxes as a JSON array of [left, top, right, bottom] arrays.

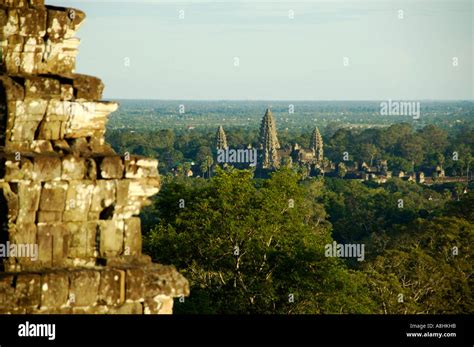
[[0, 0, 188, 314]]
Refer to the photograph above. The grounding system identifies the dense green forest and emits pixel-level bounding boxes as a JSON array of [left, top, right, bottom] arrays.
[[143, 169, 473, 314], [107, 101, 474, 314]]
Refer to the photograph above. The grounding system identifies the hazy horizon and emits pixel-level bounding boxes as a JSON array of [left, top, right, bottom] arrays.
[[48, 0, 473, 101]]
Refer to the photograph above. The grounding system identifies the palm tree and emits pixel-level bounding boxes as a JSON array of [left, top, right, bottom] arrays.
[[200, 155, 214, 179]]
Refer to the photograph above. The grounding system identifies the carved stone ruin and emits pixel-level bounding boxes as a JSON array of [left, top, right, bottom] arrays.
[[0, 0, 188, 314]]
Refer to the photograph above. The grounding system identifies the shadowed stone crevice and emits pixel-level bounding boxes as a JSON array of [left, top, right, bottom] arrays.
[[99, 204, 115, 220], [0, 0, 189, 314]]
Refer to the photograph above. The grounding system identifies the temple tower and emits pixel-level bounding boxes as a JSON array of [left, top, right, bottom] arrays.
[[310, 127, 324, 164], [259, 108, 280, 169], [215, 125, 228, 150]]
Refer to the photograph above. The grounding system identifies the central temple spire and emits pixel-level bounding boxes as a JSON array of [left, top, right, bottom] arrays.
[[259, 108, 280, 169], [215, 125, 228, 150], [310, 127, 324, 164]]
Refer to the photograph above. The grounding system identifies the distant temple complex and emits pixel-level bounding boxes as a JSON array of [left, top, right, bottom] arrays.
[[213, 109, 468, 186], [215, 125, 228, 151]]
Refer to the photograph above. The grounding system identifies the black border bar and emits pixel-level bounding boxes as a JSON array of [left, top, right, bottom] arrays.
[[0, 314, 472, 345]]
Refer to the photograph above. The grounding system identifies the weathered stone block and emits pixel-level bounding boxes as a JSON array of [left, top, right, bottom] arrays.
[[46, 99, 70, 120], [39, 181, 67, 211], [125, 268, 145, 301], [90, 179, 115, 212], [18, 7, 47, 37], [15, 274, 41, 308], [116, 180, 129, 206], [89, 133, 116, 154], [2, 0, 28, 8], [124, 217, 142, 257], [69, 271, 99, 306], [0, 75, 24, 100], [1, 181, 18, 223], [51, 224, 68, 266], [61, 84, 73, 100], [10, 100, 42, 122], [24, 76, 61, 98], [98, 269, 125, 306], [100, 156, 124, 179], [33, 156, 61, 181], [4, 159, 22, 181], [46, 8, 68, 41], [3, 11, 19, 40], [63, 180, 93, 222], [23, 98, 48, 116], [144, 295, 174, 315], [7, 33, 23, 52], [10, 120, 39, 141], [63, 101, 117, 139], [4, 51, 20, 73], [19, 52, 42, 74], [73, 74, 104, 100], [29, 0, 45, 8], [36, 211, 62, 223], [45, 6, 85, 41], [10, 222, 37, 245], [143, 264, 190, 298], [37, 120, 62, 140], [7, 223, 38, 269], [40, 272, 69, 308], [0, 275, 15, 309], [66, 221, 97, 259], [61, 155, 85, 180], [17, 180, 41, 212], [30, 139, 53, 153], [67, 8, 86, 33], [16, 209, 36, 224], [128, 179, 160, 201], [0, 10, 9, 41], [68, 137, 90, 156], [38, 47, 76, 74], [36, 224, 52, 266], [87, 211, 100, 220], [125, 157, 159, 179], [98, 220, 124, 257]]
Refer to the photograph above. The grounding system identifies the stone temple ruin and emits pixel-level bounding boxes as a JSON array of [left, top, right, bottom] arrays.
[[0, 0, 188, 313]]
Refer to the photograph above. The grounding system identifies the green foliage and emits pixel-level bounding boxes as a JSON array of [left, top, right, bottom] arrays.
[[144, 168, 375, 314], [323, 180, 473, 313], [143, 168, 473, 314], [364, 216, 473, 313], [323, 178, 450, 246], [324, 123, 473, 174]]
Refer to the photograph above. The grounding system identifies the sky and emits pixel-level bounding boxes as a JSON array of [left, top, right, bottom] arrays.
[[48, 0, 473, 100]]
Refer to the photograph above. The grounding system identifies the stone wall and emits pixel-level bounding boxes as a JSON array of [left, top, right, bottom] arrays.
[[0, 0, 189, 314]]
